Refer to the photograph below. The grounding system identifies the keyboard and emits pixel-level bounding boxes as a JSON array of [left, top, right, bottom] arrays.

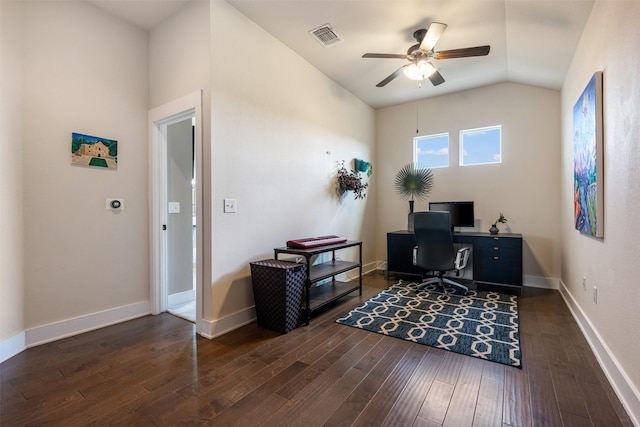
[[286, 235, 348, 249]]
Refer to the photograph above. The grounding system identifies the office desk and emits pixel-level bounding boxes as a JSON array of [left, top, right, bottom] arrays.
[[387, 230, 523, 288]]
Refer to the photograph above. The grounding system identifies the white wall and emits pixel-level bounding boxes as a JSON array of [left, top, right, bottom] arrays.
[[20, 1, 150, 331], [560, 1, 640, 422], [0, 0, 25, 355], [209, 1, 376, 326], [149, 0, 212, 319], [376, 82, 561, 285]]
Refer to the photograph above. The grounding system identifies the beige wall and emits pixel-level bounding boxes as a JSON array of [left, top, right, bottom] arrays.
[[20, 1, 149, 328], [560, 0, 640, 407], [375, 82, 562, 284], [149, 0, 212, 317], [209, 1, 376, 321], [0, 0, 25, 346]]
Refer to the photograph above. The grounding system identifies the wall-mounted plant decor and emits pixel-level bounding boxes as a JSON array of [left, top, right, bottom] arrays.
[[354, 158, 373, 177], [337, 160, 368, 200], [71, 132, 118, 169]]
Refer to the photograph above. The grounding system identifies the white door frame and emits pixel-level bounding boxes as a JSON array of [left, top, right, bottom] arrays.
[[149, 90, 203, 335]]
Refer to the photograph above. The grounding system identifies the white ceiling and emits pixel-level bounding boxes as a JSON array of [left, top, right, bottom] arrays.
[[88, 0, 595, 109]]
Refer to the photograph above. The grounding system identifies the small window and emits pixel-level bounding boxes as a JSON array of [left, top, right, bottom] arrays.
[[414, 133, 449, 168], [460, 125, 502, 166]]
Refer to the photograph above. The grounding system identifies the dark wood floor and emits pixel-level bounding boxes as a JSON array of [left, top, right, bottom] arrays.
[[0, 273, 633, 426]]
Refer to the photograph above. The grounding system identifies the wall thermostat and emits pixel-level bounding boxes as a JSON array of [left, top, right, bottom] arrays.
[[106, 198, 124, 210]]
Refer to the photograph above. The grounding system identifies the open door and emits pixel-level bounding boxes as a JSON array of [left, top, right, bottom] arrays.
[[149, 91, 203, 335]]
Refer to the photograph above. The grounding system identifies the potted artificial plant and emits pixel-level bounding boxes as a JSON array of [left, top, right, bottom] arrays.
[[489, 213, 507, 235], [394, 163, 434, 230]]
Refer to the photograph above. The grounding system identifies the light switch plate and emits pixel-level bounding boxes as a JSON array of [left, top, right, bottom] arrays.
[[168, 202, 180, 214]]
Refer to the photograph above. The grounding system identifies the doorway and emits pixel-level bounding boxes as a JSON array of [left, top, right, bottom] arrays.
[[165, 117, 196, 322], [149, 91, 203, 334]]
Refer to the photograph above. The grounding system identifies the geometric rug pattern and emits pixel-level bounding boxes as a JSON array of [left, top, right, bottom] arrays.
[[336, 281, 521, 367]]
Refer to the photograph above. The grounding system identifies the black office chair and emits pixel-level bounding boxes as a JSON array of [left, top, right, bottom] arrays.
[[412, 211, 470, 293]]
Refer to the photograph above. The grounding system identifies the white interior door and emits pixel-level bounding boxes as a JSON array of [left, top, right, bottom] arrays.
[[149, 91, 203, 334]]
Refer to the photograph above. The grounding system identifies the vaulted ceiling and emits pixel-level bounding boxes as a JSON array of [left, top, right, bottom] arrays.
[[89, 0, 595, 109]]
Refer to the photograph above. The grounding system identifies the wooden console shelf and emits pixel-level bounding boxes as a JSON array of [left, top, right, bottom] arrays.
[[274, 240, 362, 325]]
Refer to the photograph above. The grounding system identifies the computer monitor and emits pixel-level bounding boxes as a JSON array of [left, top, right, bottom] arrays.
[[428, 201, 475, 229]]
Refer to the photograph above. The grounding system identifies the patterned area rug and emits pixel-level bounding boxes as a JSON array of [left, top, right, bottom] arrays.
[[336, 281, 521, 367]]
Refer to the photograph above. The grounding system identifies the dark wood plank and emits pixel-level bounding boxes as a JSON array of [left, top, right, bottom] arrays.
[[263, 331, 383, 424], [350, 343, 428, 426], [417, 379, 455, 424], [321, 338, 409, 426], [503, 368, 532, 427], [528, 361, 564, 426], [442, 356, 484, 426], [381, 348, 445, 426], [203, 361, 310, 426], [548, 361, 590, 418], [434, 349, 465, 385], [0, 273, 633, 427], [473, 374, 504, 427]]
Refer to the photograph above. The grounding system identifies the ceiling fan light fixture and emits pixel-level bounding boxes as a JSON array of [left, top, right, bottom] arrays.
[[403, 60, 437, 81]]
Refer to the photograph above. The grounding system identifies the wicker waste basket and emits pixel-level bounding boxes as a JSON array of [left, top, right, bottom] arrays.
[[249, 259, 307, 334]]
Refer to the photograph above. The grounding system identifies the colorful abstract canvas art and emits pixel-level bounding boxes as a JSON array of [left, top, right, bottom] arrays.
[[573, 72, 603, 237]]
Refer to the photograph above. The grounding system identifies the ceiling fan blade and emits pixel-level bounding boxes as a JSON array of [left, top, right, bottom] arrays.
[[428, 70, 445, 86], [420, 22, 447, 51], [433, 45, 490, 60], [363, 53, 408, 59], [376, 66, 407, 87]]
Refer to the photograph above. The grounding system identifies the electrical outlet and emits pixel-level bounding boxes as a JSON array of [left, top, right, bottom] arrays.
[[582, 276, 587, 291], [593, 286, 598, 304]]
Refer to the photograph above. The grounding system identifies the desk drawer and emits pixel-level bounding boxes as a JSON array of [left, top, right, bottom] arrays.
[[473, 237, 520, 257], [474, 255, 522, 285], [472, 235, 522, 286]]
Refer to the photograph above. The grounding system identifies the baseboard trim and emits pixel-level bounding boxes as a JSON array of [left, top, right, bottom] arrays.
[[168, 289, 195, 307], [559, 281, 640, 426], [197, 262, 379, 339], [337, 261, 378, 282], [198, 306, 256, 339], [0, 331, 26, 364], [523, 275, 559, 289], [25, 301, 151, 348]]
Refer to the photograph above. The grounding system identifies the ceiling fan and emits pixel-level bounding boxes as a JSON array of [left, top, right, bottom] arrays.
[[362, 22, 490, 87]]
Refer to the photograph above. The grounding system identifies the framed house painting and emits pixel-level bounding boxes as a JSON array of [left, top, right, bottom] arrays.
[[573, 71, 603, 237], [71, 132, 118, 169]]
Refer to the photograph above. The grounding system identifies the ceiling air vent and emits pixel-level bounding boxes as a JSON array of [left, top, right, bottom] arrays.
[[309, 24, 343, 47]]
